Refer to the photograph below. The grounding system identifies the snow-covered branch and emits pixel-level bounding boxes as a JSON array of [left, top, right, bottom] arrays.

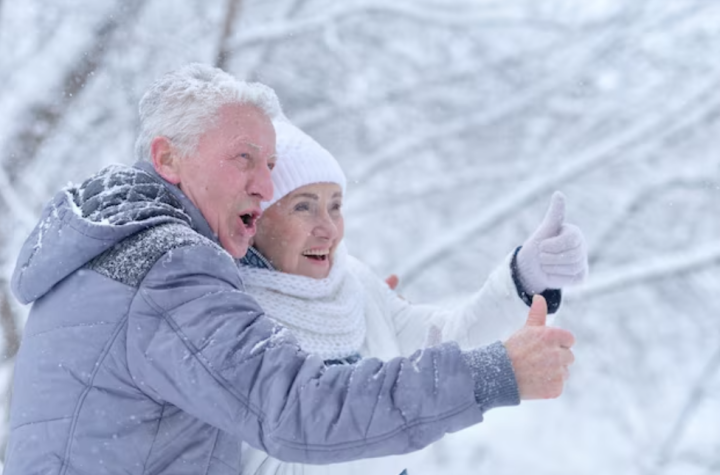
[[349, 29, 617, 185], [651, 345, 720, 472], [215, 0, 243, 69], [232, 1, 570, 49], [292, 37, 565, 131], [589, 174, 717, 265], [566, 243, 720, 301], [343, 1, 706, 186], [0, 279, 19, 362], [239, 0, 309, 80], [0, 167, 37, 231], [345, 161, 528, 216], [397, 74, 720, 286], [1, 0, 146, 180]]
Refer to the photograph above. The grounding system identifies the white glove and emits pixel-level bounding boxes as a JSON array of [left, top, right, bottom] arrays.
[[515, 191, 588, 294]]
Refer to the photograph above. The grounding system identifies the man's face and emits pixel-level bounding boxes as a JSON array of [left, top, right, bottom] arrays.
[[173, 103, 276, 258]]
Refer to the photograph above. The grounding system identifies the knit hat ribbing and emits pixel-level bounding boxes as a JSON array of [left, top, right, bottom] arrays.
[[262, 120, 347, 210]]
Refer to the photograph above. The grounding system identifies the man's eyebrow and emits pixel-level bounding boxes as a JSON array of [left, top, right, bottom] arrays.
[[244, 142, 261, 151], [332, 192, 342, 198]]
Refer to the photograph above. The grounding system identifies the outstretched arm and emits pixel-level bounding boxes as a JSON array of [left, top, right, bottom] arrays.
[[127, 244, 520, 465], [379, 252, 530, 353], [386, 191, 588, 353]]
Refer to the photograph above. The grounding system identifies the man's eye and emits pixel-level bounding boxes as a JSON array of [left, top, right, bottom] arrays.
[[268, 162, 276, 171], [294, 203, 310, 212]]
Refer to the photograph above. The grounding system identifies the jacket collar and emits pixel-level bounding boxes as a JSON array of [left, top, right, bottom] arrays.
[[133, 161, 219, 245]]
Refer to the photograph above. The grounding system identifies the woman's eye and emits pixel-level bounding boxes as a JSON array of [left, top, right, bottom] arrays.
[[294, 203, 310, 212], [331, 203, 342, 212]]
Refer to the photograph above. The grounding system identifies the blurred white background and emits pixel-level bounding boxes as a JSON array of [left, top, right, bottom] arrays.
[[1, 0, 719, 473]]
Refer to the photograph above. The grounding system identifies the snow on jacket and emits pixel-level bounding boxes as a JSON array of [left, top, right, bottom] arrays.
[[4, 162, 520, 475], [237, 247, 532, 475]]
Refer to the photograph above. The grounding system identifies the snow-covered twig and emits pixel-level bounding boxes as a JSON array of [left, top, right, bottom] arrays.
[[650, 345, 720, 473], [238, 0, 309, 80], [292, 37, 567, 131], [398, 75, 720, 287], [0, 279, 19, 361], [347, 1, 704, 186], [215, 0, 243, 69], [0, 168, 37, 231], [349, 29, 617, 185], [232, 2, 570, 49], [1, 0, 146, 180], [588, 174, 718, 265], [566, 243, 720, 301], [345, 161, 528, 216]]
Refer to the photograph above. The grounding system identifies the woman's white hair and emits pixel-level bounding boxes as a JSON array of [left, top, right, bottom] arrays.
[[135, 63, 283, 161]]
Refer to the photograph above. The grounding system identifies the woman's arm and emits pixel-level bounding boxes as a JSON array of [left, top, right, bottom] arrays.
[[351, 253, 529, 355]]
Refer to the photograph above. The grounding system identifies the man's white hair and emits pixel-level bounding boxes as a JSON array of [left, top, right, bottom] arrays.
[[135, 63, 283, 161]]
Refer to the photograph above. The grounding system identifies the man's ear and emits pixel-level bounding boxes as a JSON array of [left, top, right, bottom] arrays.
[[151, 136, 182, 184]]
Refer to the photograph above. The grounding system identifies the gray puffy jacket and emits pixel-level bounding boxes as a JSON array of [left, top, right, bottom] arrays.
[[4, 162, 519, 475]]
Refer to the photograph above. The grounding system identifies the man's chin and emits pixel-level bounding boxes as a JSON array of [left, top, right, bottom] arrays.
[[220, 237, 250, 259]]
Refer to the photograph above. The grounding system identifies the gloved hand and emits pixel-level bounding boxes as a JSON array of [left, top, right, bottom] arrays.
[[515, 191, 588, 294]]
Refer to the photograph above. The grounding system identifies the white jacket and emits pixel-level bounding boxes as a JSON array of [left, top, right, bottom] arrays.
[[240, 252, 529, 475]]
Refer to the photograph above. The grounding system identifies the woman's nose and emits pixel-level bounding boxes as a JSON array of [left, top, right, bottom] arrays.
[[312, 213, 338, 239]]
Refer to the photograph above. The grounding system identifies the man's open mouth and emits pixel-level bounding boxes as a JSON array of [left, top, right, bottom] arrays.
[[302, 249, 330, 261], [239, 211, 259, 229]]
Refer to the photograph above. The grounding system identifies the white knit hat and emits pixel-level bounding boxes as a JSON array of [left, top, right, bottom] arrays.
[[262, 120, 347, 210]]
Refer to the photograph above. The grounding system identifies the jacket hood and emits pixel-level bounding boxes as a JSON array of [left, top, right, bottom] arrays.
[[11, 162, 216, 304]]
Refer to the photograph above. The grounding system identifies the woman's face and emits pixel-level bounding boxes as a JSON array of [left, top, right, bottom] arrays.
[[254, 183, 344, 279]]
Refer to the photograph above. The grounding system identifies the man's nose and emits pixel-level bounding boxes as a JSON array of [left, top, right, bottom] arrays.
[[248, 163, 273, 202]]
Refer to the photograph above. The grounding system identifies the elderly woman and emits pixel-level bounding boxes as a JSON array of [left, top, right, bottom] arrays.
[[238, 120, 588, 475]]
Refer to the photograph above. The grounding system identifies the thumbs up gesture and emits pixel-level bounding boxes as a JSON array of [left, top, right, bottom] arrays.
[[504, 295, 575, 399], [515, 191, 588, 294]]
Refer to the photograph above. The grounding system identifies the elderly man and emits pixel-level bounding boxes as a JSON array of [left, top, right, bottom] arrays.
[[4, 64, 577, 474]]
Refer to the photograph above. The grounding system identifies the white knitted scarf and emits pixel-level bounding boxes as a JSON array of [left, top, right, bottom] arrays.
[[237, 245, 366, 360]]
